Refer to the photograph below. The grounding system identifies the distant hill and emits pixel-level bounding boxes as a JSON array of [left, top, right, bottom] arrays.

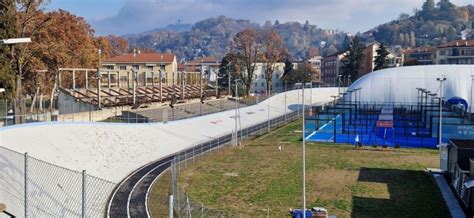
[[126, 16, 347, 61], [365, 0, 474, 48]]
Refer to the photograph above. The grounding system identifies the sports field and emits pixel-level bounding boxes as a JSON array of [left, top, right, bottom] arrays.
[[149, 119, 449, 217]]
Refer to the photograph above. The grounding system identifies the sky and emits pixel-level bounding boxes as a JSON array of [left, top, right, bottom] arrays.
[[46, 0, 473, 36]]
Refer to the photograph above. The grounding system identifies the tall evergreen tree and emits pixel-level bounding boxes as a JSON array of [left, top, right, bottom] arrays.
[[421, 0, 436, 20], [0, 0, 18, 99], [374, 43, 390, 71], [341, 36, 364, 84]]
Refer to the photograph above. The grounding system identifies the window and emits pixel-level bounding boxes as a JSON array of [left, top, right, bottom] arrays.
[[119, 65, 126, 70], [146, 72, 153, 84], [261, 82, 264, 87], [160, 65, 165, 71], [105, 65, 114, 70], [147, 66, 154, 70], [120, 76, 128, 83], [132, 65, 140, 70]]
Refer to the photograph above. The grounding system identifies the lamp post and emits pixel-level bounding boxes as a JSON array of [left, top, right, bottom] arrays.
[[1, 38, 32, 124], [302, 77, 306, 218], [437, 76, 447, 145], [233, 79, 241, 147]]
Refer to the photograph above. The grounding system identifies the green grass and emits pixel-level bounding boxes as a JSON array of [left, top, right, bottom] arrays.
[[150, 119, 449, 217]]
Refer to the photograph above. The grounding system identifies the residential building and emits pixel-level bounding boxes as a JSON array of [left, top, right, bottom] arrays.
[[359, 42, 402, 77], [250, 62, 286, 94], [307, 56, 322, 83], [184, 56, 220, 83], [321, 51, 347, 86], [101, 53, 178, 88], [436, 40, 474, 65], [402, 46, 436, 65]]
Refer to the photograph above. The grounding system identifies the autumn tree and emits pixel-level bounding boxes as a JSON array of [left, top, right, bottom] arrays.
[[26, 9, 98, 111], [232, 28, 262, 96], [261, 30, 285, 94], [107, 35, 129, 57], [374, 43, 390, 71], [7, 0, 51, 123]]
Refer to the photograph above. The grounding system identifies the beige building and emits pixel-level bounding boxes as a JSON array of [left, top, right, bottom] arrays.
[[250, 62, 286, 94], [436, 40, 474, 65], [101, 53, 178, 88]]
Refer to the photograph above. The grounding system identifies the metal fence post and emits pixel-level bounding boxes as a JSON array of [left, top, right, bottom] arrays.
[[24, 152, 28, 218], [168, 193, 174, 218], [82, 170, 87, 218]]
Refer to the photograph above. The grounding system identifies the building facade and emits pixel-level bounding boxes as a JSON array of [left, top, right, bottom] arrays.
[[307, 56, 322, 83], [436, 40, 474, 65], [101, 53, 178, 88], [321, 51, 347, 86], [402, 47, 436, 65], [360, 42, 402, 77], [250, 62, 286, 94]]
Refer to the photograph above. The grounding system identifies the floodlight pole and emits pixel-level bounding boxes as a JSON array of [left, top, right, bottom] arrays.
[[437, 76, 446, 145], [302, 79, 307, 218]]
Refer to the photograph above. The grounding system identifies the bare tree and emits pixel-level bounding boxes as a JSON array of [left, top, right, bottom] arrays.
[[232, 28, 262, 96], [262, 30, 285, 94]]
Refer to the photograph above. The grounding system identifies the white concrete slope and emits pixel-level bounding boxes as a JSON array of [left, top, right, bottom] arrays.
[[0, 88, 337, 183]]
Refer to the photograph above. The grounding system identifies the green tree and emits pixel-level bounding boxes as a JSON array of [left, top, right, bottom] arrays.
[[421, 0, 436, 20], [374, 43, 390, 71], [0, 0, 17, 99], [341, 36, 364, 84]]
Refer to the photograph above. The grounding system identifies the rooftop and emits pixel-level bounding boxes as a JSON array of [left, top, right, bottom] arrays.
[[103, 53, 175, 63], [438, 40, 474, 48]]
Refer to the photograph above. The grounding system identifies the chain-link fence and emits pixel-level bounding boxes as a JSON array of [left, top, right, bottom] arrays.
[[165, 103, 310, 217], [0, 146, 116, 217]]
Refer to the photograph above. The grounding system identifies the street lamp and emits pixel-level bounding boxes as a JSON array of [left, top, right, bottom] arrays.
[[1, 37, 32, 124], [0, 38, 31, 45], [436, 76, 447, 145]]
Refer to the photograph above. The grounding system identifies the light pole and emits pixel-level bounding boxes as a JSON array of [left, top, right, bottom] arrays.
[[1, 38, 32, 124], [301, 77, 306, 218], [437, 76, 447, 145], [234, 79, 241, 146]]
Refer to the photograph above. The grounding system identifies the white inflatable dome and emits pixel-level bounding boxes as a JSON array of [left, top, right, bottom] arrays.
[[347, 65, 474, 111]]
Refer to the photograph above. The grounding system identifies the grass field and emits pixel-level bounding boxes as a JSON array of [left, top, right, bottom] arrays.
[[149, 119, 449, 217]]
